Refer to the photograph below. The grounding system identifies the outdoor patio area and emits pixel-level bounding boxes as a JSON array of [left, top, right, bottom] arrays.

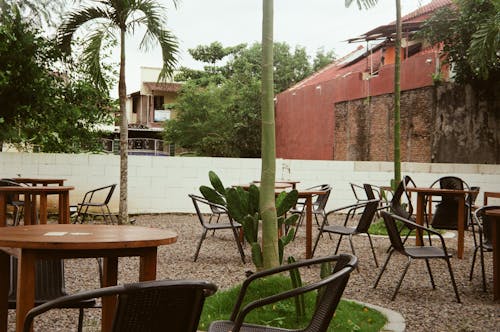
[[8, 213, 498, 332]]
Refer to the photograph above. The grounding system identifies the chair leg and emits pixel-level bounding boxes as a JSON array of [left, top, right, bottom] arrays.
[[193, 229, 208, 262], [334, 235, 344, 254], [444, 257, 461, 303], [231, 227, 246, 264], [77, 308, 84, 332], [392, 258, 412, 301], [424, 258, 436, 289], [311, 229, 322, 258], [479, 244, 487, 292], [469, 246, 479, 281], [367, 233, 379, 267], [373, 249, 394, 289]]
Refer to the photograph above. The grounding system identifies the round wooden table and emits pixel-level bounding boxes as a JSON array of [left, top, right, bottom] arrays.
[[0, 224, 178, 332]]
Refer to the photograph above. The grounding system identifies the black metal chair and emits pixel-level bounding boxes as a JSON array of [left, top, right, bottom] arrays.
[[373, 211, 461, 303], [312, 198, 380, 267], [9, 257, 97, 332], [428, 176, 470, 230], [208, 254, 357, 332], [0, 179, 24, 226], [23, 279, 217, 332], [189, 194, 246, 263], [290, 184, 332, 229], [72, 184, 117, 224], [469, 205, 497, 292]]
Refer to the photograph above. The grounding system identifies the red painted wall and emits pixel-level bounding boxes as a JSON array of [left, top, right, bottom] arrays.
[[276, 52, 439, 160]]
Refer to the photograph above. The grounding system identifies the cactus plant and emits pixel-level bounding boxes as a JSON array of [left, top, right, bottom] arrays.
[[200, 171, 299, 270]]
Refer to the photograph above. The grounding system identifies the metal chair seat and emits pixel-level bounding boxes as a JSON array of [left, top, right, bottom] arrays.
[[404, 246, 452, 259]]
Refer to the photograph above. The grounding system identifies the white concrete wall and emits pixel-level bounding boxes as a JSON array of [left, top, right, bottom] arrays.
[[1, 152, 499, 214]]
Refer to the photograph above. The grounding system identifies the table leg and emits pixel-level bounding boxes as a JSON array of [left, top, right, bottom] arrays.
[[60, 192, 70, 224], [415, 193, 425, 246], [492, 218, 499, 301], [0, 252, 9, 332], [102, 257, 118, 332], [24, 195, 33, 225], [17, 251, 36, 332], [457, 196, 465, 259], [39, 194, 47, 224], [139, 248, 158, 281], [0, 194, 6, 227], [305, 196, 313, 259]]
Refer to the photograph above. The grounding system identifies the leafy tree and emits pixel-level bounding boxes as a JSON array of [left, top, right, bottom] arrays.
[[312, 47, 336, 72], [58, 0, 179, 223], [420, 0, 500, 84], [166, 42, 312, 157], [0, 4, 114, 152]]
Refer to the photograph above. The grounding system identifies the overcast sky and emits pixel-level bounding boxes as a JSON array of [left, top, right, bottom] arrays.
[[120, 0, 431, 93]]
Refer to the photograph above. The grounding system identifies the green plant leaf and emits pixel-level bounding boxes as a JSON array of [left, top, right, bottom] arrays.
[[226, 187, 245, 221], [276, 189, 298, 217], [251, 242, 263, 268], [199, 185, 226, 206], [208, 171, 226, 195]]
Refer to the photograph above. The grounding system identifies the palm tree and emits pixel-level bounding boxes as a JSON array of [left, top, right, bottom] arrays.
[[259, 0, 379, 269], [58, 0, 179, 223]]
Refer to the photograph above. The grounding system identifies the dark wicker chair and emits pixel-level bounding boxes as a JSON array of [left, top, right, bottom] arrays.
[[469, 205, 497, 292], [374, 212, 461, 303], [428, 176, 470, 230], [208, 254, 357, 332], [189, 194, 245, 263], [23, 279, 217, 332], [312, 198, 380, 267], [9, 257, 97, 332], [290, 184, 332, 228], [0, 179, 24, 226], [72, 184, 117, 224]]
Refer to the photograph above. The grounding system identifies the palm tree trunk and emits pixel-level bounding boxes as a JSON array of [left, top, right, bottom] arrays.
[[118, 28, 128, 224], [393, 0, 402, 186], [260, 0, 279, 269]]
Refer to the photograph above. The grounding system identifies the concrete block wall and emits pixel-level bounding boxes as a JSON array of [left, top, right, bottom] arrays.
[[1, 152, 499, 214]]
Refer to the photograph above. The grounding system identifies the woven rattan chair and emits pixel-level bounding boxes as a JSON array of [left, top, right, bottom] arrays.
[[23, 279, 217, 332], [290, 184, 332, 228], [9, 257, 97, 332], [374, 211, 461, 303], [189, 194, 245, 263], [428, 176, 470, 230], [469, 205, 497, 292], [208, 254, 357, 332], [312, 199, 380, 267]]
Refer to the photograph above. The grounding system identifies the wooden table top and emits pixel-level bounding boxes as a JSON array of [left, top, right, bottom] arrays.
[[485, 208, 500, 217], [406, 187, 474, 195], [0, 224, 177, 250], [11, 178, 66, 185], [0, 186, 74, 194]]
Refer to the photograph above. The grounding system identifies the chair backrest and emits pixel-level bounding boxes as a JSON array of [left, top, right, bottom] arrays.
[[350, 183, 367, 202], [23, 279, 217, 332], [9, 257, 66, 307], [189, 194, 230, 227], [0, 179, 22, 204], [227, 254, 357, 332], [474, 205, 499, 244], [381, 211, 406, 253], [313, 184, 331, 211], [82, 184, 116, 205], [355, 199, 380, 233], [430, 176, 470, 229], [390, 175, 416, 219], [363, 183, 376, 199]]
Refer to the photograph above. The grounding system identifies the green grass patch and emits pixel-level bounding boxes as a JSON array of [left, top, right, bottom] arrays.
[[368, 217, 443, 236], [198, 275, 386, 331]]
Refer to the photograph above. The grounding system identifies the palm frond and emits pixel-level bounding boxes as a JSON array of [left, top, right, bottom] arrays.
[[345, 0, 379, 10], [58, 5, 114, 54], [81, 27, 115, 92]]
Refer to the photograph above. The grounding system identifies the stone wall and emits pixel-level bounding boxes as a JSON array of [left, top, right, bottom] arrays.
[[334, 83, 499, 164]]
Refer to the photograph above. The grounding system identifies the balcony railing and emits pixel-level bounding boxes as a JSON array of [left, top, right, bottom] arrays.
[[102, 138, 172, 156]]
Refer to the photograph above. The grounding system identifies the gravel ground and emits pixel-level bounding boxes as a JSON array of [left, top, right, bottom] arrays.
[[9, 213, 499, 332]]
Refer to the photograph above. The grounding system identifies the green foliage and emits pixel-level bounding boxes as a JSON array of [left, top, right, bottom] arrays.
[[0, 4, 115, 152], [199, 171, 298, 270], [419, 0, 499, 84], [166, 42, 332, 157], [197, 274, 386, 331], [312, 47, 336, 72]]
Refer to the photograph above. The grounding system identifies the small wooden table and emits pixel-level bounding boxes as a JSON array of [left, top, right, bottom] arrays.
[[252, 180, 300, 189], [12, 178, 66, 186], [406, 187, 473, 259], [0, 186, 74, 226], [0, 224, 178, 332], [484, 208, 500, 301]]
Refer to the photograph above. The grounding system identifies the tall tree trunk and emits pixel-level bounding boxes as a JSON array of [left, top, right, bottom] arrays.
[[393, 0, 402, 186], [118, 29, 128, 224], [260, 0, 279, 269]]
